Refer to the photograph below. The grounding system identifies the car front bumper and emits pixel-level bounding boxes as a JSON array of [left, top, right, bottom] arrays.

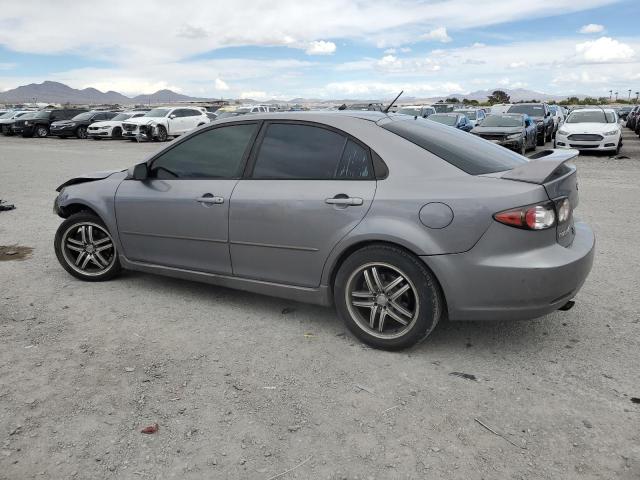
[[555, 133, 619, 151], [50, 125, 76, 135], [424, 221, 595, 321]]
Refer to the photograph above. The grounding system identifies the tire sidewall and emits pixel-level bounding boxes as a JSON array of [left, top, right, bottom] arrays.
[[334, 245, 442, 350], [54, 212, 121, 282]]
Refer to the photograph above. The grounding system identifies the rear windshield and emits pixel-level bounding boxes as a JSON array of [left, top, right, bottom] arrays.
[[428, 114, 457, 126], [482, 114, 523, 127], [508, 104, 544, 116], [381, 117, 529, 175]]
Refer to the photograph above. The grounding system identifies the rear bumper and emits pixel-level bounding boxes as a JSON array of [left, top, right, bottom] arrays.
[[424, 221, 595, 321]]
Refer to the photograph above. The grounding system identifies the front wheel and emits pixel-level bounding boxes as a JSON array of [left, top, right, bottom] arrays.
[[54, 212, 121, 282], [334, 245, 443, 350], [76, 126, 88, 139], [36, 125, 49, 138], [156, 125, 168, 142]]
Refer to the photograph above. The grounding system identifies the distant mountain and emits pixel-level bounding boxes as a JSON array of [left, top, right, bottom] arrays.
[[422, 88, 589, 103], [0, 81, 211, 105]]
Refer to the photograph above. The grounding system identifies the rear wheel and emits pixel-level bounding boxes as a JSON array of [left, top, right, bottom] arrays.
[[334, 245, 443, 350], [54, 212, 121, 282]]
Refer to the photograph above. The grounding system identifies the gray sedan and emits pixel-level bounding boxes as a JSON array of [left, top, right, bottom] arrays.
[[53, 111, 595, 350]]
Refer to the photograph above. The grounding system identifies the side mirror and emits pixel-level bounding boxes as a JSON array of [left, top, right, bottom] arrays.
[[130, 162, 149, 181], [169, 114, 176, 119]]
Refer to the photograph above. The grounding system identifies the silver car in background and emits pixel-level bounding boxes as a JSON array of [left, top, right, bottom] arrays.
[[53, 111, 595, 350]]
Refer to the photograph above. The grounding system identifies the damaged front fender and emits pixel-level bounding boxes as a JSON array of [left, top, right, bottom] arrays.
[[56, 169, 125, 192]]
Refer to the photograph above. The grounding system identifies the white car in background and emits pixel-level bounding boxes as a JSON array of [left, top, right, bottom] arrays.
[[122, 107, 210, 141], [88, 111, 148, 140], [555, 108, 622, 154]]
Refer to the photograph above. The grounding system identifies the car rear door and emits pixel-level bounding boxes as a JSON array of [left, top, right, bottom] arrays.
[[114, 122, 259, 274], [229, 121, 376, 287]]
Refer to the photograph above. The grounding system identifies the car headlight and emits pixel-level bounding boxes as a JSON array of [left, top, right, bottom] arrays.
[[24, 121, 31, 126], [557, 129, 569, 136], [68, 122, 76, 126], [604, 130, 618, 136], [506, 133, 521, 140]]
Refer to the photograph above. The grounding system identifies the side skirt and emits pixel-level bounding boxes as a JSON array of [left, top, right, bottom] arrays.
[[119, 255, 333, 306]]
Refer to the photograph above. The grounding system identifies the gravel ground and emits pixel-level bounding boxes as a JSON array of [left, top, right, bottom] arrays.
[[0, 130, 639, 480]]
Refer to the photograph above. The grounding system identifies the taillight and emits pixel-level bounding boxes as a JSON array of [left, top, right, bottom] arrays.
[[494, 201, 556, 230]]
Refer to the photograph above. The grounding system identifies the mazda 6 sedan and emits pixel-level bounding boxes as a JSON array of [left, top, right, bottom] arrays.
[[53, 111, 595, 350]]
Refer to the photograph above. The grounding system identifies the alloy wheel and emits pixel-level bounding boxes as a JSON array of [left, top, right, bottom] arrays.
[[345, 262, 419, 340], [77, 126, 88, 139], [37, 126, 48, 137], [60, 222, 116, 277]]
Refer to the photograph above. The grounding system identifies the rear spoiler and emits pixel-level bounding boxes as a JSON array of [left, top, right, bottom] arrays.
[[501, 149, 578, 184]]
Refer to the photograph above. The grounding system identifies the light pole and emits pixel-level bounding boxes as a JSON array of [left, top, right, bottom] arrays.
[[628, 89, 632, 101], [615, 91, 618, 101], [636, 92, 639, 103], [609, 90, 613, 101]]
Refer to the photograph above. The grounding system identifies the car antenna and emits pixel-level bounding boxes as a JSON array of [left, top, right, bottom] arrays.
[[383, 90, 403, 114]]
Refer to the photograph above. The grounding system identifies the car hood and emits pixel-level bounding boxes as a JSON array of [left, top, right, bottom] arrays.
[[124, 117, 163, 125], [56, 169, 126, 192], [471, 126, 522, 135], [560, 122, 617, 134]]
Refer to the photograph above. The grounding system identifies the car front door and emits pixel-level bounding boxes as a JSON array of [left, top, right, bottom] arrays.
[[114, 122, 259, 274], [229, 121, 377, 287]]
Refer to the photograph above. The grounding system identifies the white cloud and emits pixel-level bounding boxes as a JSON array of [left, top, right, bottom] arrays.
[[383, 48, 396, 54], [215, 78, 230, 91], [400, 47, 412, 53], [305, 40, 336, 55], [472, 42, 486, 48], [579, 23, 604, 34], [421, 27, 452, 43], [575, 36, 635, 63], [323, 80, 464, 98], [509, 61, 527, 68]]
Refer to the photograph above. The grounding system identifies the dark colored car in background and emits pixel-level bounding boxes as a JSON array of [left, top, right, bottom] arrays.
[[507, 103, 553, 145], [616, 106, 633, 120], [12, 108, 87, 138], [625, 105, 640, 130], [427, 113, 473, 131], [471, 113, 537, 155], [50, 111, 118, 139]]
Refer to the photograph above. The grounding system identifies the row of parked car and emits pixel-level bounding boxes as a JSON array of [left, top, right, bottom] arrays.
[[622, 104, 640, 138], [393, 102, 623, 155], [0, 106, 216, 141]]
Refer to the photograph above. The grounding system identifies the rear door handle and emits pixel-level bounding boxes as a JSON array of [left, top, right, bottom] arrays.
[[325, 196, 363, 206], [196, 194, 224, 205]]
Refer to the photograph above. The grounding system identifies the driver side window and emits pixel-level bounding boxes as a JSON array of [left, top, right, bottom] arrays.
[[150, 124, 258, 179]]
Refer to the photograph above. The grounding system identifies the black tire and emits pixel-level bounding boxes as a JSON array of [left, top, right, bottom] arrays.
[[156, 125, 168, 142], [536, 133, 545, 146], [334, 244, 443, 350], [54, 212, 121, 282], [76, 126, 88, 139], [112, 127, 122, 139], [35, 125, 49, 138]]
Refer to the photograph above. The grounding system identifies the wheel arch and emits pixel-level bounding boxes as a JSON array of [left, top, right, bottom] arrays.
[[325, 239, 449, 317], [56, 202, 101, 220]]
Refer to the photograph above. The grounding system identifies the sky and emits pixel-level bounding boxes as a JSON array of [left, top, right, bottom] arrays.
[[0, 0, 639, 100]]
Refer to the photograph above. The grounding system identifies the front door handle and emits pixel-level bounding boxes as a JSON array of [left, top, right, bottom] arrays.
[[196, 194, 224, 205], [325, 196, 363, 206]]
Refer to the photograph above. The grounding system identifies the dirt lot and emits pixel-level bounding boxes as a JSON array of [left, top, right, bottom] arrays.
[[1, 129, 639, 480]]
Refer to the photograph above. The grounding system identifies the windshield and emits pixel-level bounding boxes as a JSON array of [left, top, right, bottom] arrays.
[[508, 104, 545, 117], [34, 111, 51, 118], [20, 112, 38, 119], [457, 110, 477, 120], [433, 104, 454, 113], [481, 114, 523, 127], [428, 114, 457, 126], [566, 111, 609, 123], [0, 111, 14, 119], [111, 113, 131, 121], [71, 112, 94, 121], [382, 117, 528, 175], [144, 108, 170, 118], [398, 107, 421, 116]]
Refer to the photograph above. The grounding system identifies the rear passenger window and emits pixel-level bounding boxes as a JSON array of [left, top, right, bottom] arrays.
[[252, 123, 371, 180]]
